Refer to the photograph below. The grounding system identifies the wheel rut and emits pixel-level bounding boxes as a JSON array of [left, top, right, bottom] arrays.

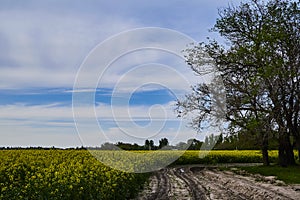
[[134, 166, 300, 200]]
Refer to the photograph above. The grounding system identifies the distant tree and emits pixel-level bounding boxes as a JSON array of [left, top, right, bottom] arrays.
[[217, 133, 223, 145], [176, 142, 188, 150], [100, 142, 118, 150], [132, 143, 142, 150], [144, 140, 150, 150], [149, 140, 154, 150], [202, 134, 220, 150], [116, 142, 143, 150], [187, 139, 203, 150], [159, 138, 169, 149], [204, 136, 209, 150]]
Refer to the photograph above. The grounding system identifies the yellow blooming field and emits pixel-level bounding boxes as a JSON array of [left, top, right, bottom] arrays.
[[0, 150, 149, 200], [174, 150, 283, 165], [1, 149, 298, 199]]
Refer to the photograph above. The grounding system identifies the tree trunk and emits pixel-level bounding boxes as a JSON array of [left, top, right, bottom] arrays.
[[278, 143, 287, 167], [278, 133, 295, 167], [262, 146, 269, 166], [294, 136, 300, 162], [262, 132, 269, 166], [297, 143, 300, 162]]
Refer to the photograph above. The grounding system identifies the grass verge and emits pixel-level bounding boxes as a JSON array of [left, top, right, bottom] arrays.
[[239, 165, 300, 184]]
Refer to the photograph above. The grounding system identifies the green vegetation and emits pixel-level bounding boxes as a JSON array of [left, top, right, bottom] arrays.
[[177, 0, 300, 167], [239, 165, 300, 184]]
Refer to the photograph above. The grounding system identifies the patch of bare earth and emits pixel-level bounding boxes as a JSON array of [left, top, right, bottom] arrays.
[[135, 166, 300, 200]]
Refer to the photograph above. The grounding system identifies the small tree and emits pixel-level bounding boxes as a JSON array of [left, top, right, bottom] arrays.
[[144, 140, 150, 150], [149, 140, 154, 150], [159, 138, 169, 149]]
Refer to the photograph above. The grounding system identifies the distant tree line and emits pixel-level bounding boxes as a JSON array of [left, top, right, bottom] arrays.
[[0, 146, 87, 150], [99, 138, 170, 150], [0, 133, 280, 151], [99, 133, 280, 151]]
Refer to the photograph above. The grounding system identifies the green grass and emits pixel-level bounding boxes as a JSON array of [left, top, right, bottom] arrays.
[[239, 165, 300, 184]]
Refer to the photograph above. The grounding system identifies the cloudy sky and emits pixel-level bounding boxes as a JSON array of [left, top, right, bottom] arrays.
[[0, 0, 239, 148]]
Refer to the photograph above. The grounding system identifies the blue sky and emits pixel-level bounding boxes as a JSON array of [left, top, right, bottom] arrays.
[[0, 0, 239, 147]]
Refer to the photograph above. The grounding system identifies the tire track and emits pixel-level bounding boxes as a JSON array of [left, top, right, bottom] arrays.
[[134, 166, 300, 200], [189, 167, 248, 200], [173, 168, 207, 200], [200, 169, 295, 200], [144, 169, 170, 200]]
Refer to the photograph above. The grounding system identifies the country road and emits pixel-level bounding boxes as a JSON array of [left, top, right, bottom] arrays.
[[135, 166, 300, 200]]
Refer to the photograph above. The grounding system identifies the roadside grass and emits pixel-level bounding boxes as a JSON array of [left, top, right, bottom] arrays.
[[238, 165, 300, 184]]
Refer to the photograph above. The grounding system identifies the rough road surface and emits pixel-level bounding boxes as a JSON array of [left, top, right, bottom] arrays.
[[135, 166, 300, 200]]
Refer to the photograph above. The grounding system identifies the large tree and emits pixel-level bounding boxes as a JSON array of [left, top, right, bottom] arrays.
[[177, 0, 300, 166]]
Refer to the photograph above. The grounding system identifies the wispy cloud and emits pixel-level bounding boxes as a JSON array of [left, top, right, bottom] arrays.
[[0, 8, 140, 89], [0, 0, 239, 147], [0, 102, 200, 147], [0, 0, 239, 89]]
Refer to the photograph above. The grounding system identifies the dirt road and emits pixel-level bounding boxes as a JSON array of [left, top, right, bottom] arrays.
[[135, 166, 300, 200]]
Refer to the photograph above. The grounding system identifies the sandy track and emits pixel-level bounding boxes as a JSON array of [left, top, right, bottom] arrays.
[[135, 166, 300, 200]]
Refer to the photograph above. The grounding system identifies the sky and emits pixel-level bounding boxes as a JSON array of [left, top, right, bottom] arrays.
[[0, 0, 240, 148]]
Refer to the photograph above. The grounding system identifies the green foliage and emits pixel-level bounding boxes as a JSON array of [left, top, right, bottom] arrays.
[[214, 131, 279, 150], [240, 165, 300, 184], [178, 0, 300, 166], [159, 138, 169, 149]]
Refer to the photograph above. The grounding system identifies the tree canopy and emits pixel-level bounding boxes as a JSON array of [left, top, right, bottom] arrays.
[[177, 0, 300, 166]]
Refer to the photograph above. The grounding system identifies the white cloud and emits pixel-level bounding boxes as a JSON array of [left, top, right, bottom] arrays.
[[0, 100, 176, 121], [72, 28, 214, 95], [0, 102, 200, 147], [0, 9, 140, 89], [0, 0, 235, 147], [0, 2, 222, 90], [0, 126, 82, 148]]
